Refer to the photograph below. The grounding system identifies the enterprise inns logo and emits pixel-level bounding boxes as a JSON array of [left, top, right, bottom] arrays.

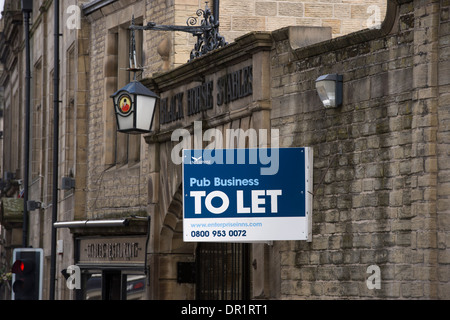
[[191, 156, 212, 165], [118, 94, 132, 115]]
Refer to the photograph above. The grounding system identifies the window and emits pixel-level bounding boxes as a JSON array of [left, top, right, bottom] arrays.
[[45, 69, 54, 204], [31, 61, 42, 181], [105, 20, 144, 167], [79, 270, 146, 300], [64, 46, 75, 182]]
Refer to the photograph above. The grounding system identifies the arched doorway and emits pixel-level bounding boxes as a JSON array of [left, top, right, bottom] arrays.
[[196, 242, 250, 300], [153, 183, 250, 300]]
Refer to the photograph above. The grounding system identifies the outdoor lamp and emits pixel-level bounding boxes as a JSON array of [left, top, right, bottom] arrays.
[[315, 74, 343, 108], [111, 80, 159, 134]]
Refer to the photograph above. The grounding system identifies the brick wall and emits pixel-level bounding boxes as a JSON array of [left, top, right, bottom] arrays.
[[270, 0, 449, 299]]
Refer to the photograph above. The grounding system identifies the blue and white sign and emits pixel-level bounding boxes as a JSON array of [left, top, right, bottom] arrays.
[[182, 148, 313, 242]]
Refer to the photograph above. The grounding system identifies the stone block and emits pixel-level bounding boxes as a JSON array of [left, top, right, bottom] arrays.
[[288, 26, 332, 50], [255, 1, 277, 16], [389, 67, 413, 95], [344, 78, 371, 104], [439, 60, 450, 85], [304, 3, 333, 18], [370, 72, 389, 98], [279, 2, 304, 17], [232, 16, 266, 31]]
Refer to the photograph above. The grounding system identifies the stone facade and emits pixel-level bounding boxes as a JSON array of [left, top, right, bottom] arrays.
[[143, 30, 279, 299], [146, 0, 388, 70], [1, 0, 448, 301], [219, 0, 387, 39], [268, 0, 450, 299], [142, 1, 450, 299], [143, 0, 449, 299], [83, 0, 387, 225], [0, 0, 90, 299], [84, 0, 149, 221]]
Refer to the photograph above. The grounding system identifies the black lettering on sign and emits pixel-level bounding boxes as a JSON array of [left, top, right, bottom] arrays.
[[159, 65, 253, 125], [217, 66, 253, 106], [160, 93, 184, 125], [187, 81, 214, 116]]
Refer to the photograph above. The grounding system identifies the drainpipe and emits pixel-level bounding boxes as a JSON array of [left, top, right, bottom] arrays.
[[21, 0, 32, 248], [49, 0, 60, 300], [213, 0, 219, 25]]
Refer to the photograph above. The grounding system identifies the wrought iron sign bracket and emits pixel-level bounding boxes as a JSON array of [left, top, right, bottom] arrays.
[[130, 2, 227, 62]]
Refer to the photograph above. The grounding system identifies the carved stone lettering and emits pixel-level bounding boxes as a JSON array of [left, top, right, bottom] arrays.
[[159, 65, 253, 125]]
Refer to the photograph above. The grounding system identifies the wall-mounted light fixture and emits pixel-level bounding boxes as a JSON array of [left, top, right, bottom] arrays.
[[111, 2, 226, 135], [111, 81, 158, 134], [315, 74, 343, 108], [109, 14, 160, 134]]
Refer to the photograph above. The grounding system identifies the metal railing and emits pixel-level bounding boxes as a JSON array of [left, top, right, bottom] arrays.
[[196, 242, 250, 300]]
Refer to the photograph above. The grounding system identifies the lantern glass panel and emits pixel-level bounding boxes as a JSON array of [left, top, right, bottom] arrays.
[[114, 93, 135, 131], [136, 95, 157, 131]]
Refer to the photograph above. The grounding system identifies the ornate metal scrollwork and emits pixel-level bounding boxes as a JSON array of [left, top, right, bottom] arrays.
[[187, 9, 205, 27], [188, 4, 227, 61], [130, 2, 227, 62]]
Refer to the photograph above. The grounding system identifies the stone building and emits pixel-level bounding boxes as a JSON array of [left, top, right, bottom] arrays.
[[141, 0, 450, 300], [0, 0, 90, 299], [269, 0, 450, 298], [1, 0, 449, 301]]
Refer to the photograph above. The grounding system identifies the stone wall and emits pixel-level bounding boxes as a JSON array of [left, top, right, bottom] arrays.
[[86, 0, 386, 224], [270, 0, 449, 299], [147, 0, 387, 72], [82, 0, 449, 300], [85, 1, 149, 220], [219, 0, 387, 39], [438, 0, 450, 300], [82, 0, 390, 223]]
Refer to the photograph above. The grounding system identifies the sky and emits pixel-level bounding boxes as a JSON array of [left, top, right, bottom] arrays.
[[0, 0, 4, 19]]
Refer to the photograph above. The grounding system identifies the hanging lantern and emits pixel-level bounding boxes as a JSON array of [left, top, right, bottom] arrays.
[[111, 81, 158, 134]]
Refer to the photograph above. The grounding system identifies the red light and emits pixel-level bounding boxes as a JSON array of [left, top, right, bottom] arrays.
[[12, 259, 32, 274], [12, 260, 25, 274]]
